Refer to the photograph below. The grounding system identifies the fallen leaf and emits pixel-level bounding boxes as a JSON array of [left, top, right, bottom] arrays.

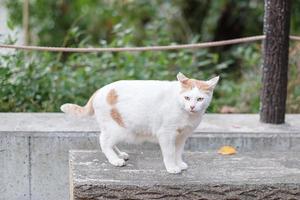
[[218, 146, 237, 155]]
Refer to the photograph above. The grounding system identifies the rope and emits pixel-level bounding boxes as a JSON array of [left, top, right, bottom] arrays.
[[289, 35, 300, 41], [0, 35, 299, 53]]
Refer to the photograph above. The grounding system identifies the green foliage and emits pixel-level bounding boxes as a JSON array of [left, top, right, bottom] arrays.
[[0, 38, 264, 113], [1, 0, 300, 113], [0, 32, 220, 112], [287, 44, 300, 113]]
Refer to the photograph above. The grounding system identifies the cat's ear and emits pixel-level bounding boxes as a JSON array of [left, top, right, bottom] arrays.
[[177, 72, 189, 83], [206, 76, 220, 90]]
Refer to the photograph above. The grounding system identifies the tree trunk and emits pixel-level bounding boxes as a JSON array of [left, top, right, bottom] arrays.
[[23, 0, 30, 45], [260, 0, 291, 124]]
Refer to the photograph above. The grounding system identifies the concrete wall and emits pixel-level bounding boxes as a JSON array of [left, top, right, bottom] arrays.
[[0, 114, 99, 200], [1, 113, 300, 200]]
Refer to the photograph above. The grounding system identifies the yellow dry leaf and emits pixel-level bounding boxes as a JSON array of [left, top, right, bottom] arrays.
[[218, 146, 237, 155]]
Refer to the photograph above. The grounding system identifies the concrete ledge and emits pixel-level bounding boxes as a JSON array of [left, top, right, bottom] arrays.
[[1, 113, 300, 200], [1, 113, 300, 152], [70, 150, 300, 200], [2, 113, 300, 135]]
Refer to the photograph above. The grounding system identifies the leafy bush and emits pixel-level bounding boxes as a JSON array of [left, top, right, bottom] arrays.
[[0, 30, 222, 112], [1, 0, 299, 113]]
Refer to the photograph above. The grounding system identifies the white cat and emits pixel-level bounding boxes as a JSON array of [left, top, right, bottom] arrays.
[[61, 72, 219, 173]]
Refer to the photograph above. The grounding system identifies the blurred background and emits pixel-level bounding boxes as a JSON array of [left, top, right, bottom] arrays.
[[0, 0, 299, 113]]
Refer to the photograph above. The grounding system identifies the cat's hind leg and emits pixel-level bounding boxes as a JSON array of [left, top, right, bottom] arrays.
[[100, 131, 126, 166], [113, 146, 129, 160]]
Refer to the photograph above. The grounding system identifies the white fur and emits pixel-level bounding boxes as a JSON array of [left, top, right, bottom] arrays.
[[61, 73, 219, 173]]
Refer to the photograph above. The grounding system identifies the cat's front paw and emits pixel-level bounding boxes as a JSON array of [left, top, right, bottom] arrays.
[[118, 152, 129, 160], [166, 166, 182, 174], [178, 161, 188, 170], [109, 158, 126, 167]]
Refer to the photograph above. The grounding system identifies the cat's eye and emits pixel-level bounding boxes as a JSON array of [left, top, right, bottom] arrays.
[[197, 97, 204, 101], [184, 96, 190, 101]]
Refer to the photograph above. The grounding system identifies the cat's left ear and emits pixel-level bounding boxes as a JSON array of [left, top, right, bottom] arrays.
[[206, 76, 220, 90], [177, 72, 189, 83]]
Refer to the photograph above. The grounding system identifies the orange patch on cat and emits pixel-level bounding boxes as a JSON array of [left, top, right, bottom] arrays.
[[180, 79, 210, 93], [110, 108, 125, 128], [106, 89, 118, 105], [180, 81, 193, 93]]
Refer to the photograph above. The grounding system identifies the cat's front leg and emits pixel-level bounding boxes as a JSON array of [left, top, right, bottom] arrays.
[[158, 132, 182, 174], [175, 132, 190, 170]]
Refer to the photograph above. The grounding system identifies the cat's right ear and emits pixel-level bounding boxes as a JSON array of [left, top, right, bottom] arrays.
[[206, 76, 220, 90], [177, 72, 189, 83]]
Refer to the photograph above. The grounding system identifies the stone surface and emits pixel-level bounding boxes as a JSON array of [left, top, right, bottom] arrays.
[[0, 136, 30, 200], [1, 113, 300, 134], [70, 150, 300, 200], [1, 113, 300, 200], [1, 113, 300, 153], [30, 137, 99, 200]]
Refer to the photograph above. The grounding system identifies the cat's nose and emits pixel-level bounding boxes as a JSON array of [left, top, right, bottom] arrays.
[[190, 105, 195, 110]]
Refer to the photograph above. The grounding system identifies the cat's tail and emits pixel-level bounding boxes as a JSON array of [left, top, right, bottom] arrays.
[[60, 92, 97, 117]]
